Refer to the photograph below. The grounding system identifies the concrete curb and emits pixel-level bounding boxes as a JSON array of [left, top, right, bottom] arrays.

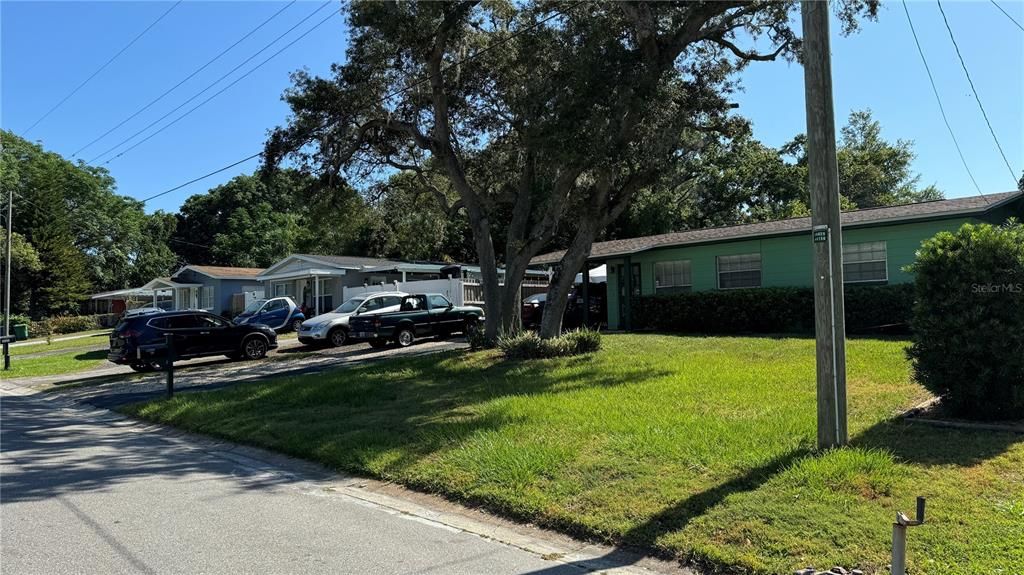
[[2, 362, 691, 575]]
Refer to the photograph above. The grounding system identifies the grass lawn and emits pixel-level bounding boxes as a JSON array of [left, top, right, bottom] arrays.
[[124, 334, 1023, 574], [3, 349, 109, 379], [10, 332, 109, 356]]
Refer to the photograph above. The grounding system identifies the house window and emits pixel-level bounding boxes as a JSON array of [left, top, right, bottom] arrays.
[[843, 241, 888, 283], [315, 278, 333, 311], [717, 253, 762, 289], [655, 260, 692, 293], [273, 282, 292, 297], [200, 286, 215, 310]]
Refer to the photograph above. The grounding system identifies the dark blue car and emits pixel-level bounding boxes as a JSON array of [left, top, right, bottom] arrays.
[[108, 310, 278, 372], [233, 296, 306, 332]]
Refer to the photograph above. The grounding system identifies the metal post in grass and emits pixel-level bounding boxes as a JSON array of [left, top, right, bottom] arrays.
[[892, 497, 926, 575], [801, 0, 848, 449], [164, 333, 175, 398]]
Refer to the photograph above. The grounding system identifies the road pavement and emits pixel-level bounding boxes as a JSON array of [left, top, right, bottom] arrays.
[[0, 391, 653, 575]]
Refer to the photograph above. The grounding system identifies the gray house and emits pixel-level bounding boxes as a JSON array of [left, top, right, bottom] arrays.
[[169, 265, 265, 316]]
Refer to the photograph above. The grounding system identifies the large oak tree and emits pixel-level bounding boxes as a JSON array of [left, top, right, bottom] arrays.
[[265, 0, 877, 338]]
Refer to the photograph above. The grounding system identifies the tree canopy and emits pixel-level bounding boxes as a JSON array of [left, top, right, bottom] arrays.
[[2, 130, 179, 317], [264, 0, 878, 337]]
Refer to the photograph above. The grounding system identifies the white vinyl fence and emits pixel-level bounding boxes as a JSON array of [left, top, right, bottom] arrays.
[[342, 278, 550, 308]]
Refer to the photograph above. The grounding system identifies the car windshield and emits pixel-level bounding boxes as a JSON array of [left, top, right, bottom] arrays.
[[242, 299, 267, 314], [334, 296, 365, 314]]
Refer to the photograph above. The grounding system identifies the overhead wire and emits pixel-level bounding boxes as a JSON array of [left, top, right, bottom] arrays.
[[87, 1, 334, 165], [936, 0, 1018, 183], [72, 1, 297, 158], [901, 1, 985, 197], [990, 0, 1024, 32], [132, 1, 585, 207], [20, 1, 183, 136]]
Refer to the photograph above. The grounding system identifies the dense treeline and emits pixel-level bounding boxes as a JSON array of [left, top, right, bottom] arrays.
[[1, 109, 941, 320], [1, 130, 177, 318]]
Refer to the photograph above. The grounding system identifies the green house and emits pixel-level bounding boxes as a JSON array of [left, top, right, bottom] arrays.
[[532, 191, 1024, 330]]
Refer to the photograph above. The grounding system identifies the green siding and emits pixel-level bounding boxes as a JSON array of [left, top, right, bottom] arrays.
[[602, 215, 990, 329]]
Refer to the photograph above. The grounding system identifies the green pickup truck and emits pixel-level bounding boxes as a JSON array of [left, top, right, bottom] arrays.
[[349, 293, 484, 347]]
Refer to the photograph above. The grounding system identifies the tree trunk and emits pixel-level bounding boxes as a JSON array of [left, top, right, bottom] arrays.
[[539, 220, 598, 339]]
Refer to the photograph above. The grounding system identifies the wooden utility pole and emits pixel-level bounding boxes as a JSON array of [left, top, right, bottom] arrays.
[[801, 0, 848, 449]]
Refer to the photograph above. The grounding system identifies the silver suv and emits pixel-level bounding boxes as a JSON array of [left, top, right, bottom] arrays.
[[297, 291, 407, 347]]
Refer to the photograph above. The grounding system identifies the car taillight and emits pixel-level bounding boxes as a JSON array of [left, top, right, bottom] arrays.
[[121, 329, 140, 339]]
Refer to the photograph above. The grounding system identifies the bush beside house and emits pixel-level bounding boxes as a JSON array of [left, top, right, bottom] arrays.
[[633, 284, 914, 335], [907, 221, 1024, 420]]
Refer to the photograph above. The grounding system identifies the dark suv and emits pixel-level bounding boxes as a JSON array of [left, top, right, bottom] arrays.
[[108, 310, 278, 372]]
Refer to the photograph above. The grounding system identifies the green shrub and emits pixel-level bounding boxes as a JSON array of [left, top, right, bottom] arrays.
[[498, 328, 602, 360], [561, 328, 602, 355], [5, 314, 32, 331], [467, 325, 495, 350], [907, 221, 1024, 420], [633, 284, 913, 335], [30, 315, 100, 336]]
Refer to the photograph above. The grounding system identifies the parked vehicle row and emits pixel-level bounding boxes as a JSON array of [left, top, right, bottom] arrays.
[[105, 292, 482, 372]]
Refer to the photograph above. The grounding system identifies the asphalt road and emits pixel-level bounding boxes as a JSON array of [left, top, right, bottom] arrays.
[[0, 392, 589, 575]]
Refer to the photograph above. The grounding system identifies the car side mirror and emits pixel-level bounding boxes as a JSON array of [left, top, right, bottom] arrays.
[[447, 303, 453, 309]]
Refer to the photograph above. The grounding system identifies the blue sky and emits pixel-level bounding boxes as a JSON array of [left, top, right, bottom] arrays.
[[2, 1, 1021, 215]]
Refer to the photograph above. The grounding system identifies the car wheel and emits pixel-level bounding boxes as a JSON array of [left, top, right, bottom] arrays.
[[129, 362, 154, 373], [368, 338, 388, 349], [463, 318, 478, 335], [290, 318, 303, 332], [395, 328, 415, 348], [241, 335, 269, 360], [328, 327, 347, 348]]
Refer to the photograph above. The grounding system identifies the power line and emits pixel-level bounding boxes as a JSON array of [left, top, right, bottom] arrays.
[[102, 9, 338, 166], [72, 1, 297, 158], [88, 1, 334, 165], [901, 1, 984, 197], [936, 0, 1018, 183], [140, 152, 263, 203], [20, 1, 182, 136], [124, 1, 583, 207], [990, 0, 1024, 32]]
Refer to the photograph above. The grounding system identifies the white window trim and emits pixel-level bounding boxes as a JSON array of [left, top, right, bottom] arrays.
[[654, 260, 693, 291], [200, 286, 215, 310], [272, 282, 292, 297], [843, 241, 889, 284], [716, 253, 762, 290]]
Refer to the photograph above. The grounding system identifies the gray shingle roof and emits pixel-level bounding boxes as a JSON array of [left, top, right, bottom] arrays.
[[531, 191, 1022, 265]]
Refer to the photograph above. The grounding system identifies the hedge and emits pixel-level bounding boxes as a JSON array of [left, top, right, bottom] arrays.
[[907, 221, 1024, 420], [633, 283, 914, 335]]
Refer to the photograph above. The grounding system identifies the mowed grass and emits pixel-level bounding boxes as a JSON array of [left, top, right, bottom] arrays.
[[3, 348, 108, 378], [124, 335, 1023, 574], [10, 332, 109, 356]]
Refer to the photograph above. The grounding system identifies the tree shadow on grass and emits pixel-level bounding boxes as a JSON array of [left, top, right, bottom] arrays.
[[520, 416, 1023, 574]]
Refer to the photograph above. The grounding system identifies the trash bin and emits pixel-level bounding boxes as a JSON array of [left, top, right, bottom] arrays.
[[13, 324, 28, 341]]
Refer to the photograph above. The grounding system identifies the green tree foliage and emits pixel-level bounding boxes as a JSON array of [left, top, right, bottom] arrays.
[[611, 110, 941, 240], [908, 221, 1024, 420], [265, 1, 879, 338], [172, 171, 369, 268], [360, 171, 476, 263], [1, 130, 178, 316], [0, 232, 43, 315], [781, 109, 942, 209]]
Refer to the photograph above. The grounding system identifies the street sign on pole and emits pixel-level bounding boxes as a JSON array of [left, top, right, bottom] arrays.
[[801, 0, 848, 449]]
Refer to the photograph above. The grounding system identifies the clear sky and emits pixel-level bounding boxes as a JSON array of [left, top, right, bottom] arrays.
[[2, 1, 1021, 215]]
